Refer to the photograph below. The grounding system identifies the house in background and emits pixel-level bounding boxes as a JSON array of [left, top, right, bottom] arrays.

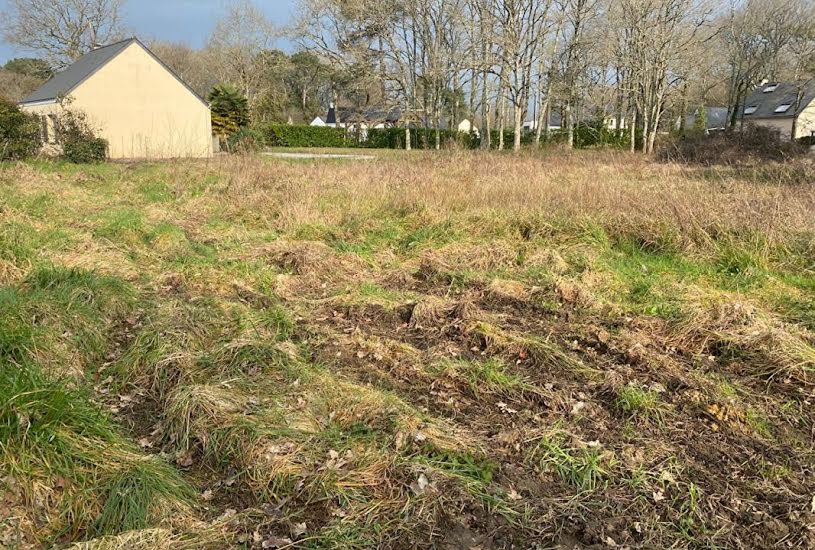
[[523, 112, 563, 132], [19, 38, 212, 159], [683, 106, 728, 133], [457, 119, 479, 136], [310, 116, 326, 126], [742, 81, 815, 140]]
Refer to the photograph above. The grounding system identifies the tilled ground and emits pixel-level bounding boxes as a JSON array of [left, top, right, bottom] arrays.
[[263, 241, 815, 549]]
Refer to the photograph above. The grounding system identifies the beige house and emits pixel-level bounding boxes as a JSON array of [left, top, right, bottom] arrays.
[[742, 81, 815, 141], [19, 38, 212, 159]]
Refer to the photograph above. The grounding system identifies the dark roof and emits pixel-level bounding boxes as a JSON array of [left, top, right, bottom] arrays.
[[326, 106, 336, 124], [334, 106, 402, 124], [742, 81, 815, 119], [20, 38, 207, 107], [685, 107, 728, 130], [523, 111, 562, 128]]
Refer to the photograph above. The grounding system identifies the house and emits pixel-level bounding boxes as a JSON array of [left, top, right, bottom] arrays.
[[18, 38, 212, 159], [456, 118, 479, 136], [683, 106, 728, 133], [523, 112, 562, 132], [322, 105, 402, 139], [310, 116, 326, 127], [741, 81, 815, 140]]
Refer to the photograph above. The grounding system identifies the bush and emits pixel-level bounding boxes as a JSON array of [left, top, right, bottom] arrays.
[[0, 97, 41, 160], [227, 127, 266, 153], [59, 107, 108, 163], [365, 127, 477, 149], [657, 125, 808, 165], [258, 124, 351, 148], [209, 85, 249, 139]]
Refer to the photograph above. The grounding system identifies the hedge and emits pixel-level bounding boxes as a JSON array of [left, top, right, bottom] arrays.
[[364, 128, 477, 149], [249, 122, 637, 151], [258, 124, 352, 148]]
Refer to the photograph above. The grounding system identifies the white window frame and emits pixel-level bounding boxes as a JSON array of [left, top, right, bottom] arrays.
[[744, 106, 758, 115], [763, 84, 779, 93], [774, 104, 792, 114]]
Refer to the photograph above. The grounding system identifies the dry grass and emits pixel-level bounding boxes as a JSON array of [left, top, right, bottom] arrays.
[[1, 150, 814, 549]]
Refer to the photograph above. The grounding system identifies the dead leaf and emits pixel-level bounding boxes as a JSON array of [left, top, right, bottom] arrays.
[[411, 473, 430, 495], [262, 536, 293, 549], [175, 451, 194, 468], [291, 522, 307, 537]]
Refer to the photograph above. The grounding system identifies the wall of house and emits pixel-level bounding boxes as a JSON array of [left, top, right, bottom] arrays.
[[24, 43, 212, 159], [794, 102, 815, 139], [748, 117, 795, 140]]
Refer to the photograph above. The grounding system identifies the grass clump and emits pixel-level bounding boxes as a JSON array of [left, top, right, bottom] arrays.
[[528, 430, 614, 492], [616, 384, 665, 421]]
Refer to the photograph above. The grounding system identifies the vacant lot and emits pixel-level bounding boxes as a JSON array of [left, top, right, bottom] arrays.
[[1, 151, 814, 549]]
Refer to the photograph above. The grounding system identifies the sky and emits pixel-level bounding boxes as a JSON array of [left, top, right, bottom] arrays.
[[0, 0, 298, 64]]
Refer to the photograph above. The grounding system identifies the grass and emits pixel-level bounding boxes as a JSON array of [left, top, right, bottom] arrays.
[[1, 150, 814, 548], [616, 384, 665, 421]]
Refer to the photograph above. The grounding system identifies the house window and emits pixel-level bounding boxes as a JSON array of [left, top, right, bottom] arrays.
[[763, 84, 779, 93], [744, 105, 758, 115], [774, 104, 792, 113]]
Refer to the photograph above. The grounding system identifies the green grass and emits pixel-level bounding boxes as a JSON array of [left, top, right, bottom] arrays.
[[616, 384, 664, 421], [528, 431, 613, 492]]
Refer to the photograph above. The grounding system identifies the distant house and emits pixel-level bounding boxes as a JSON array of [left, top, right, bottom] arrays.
[[523, 112, 562, 132], [457, 118, 479, 136], [18, 38, 212, 159], [310, 116, 326, 127], [742, 81, 815, 140], [323, 105, 401, 129], [683, 106, 728, 133]]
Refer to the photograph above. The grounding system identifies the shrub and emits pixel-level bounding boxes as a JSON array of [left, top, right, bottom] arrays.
[[209, 85, 249, 139], [58, 107, 107, 163], [258, 124, 351, 148], [227, 127, 266, 153], [0, 97, 41, 160], [657, 125, 808, 165]]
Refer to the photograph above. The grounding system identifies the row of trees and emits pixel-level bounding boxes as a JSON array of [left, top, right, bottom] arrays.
[[2, 0, 814, 152], [297, 0, 815, 152]]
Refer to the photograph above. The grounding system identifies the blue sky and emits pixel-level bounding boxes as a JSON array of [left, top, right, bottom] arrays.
[[0, 0, 298, 64]]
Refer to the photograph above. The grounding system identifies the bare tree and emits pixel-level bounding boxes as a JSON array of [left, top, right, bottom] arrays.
[[1, 0, 127, 68], [206, 0, 278, 103]]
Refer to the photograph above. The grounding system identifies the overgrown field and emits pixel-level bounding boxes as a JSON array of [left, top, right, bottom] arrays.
[[1, 151, 814, 549]]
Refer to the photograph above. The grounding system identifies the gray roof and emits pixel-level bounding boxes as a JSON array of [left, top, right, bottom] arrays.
[[742, 81, 815, 119], [20, 39, 134, 104], [685, 107, 728, 130], [335, 106, 402, 124], [19, 38, 207, 107]]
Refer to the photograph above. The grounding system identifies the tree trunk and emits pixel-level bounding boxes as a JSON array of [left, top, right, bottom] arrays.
[[565, 101, 573, 148], [629, 108, 637, 153], [498, 91, 506, 151], [513, 105, 523, 151]]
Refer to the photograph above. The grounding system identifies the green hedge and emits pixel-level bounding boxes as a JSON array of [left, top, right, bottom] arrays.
[[258, 124, 352, 148], [250, 122, 637, 151], [365, 128, 477, 149]]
